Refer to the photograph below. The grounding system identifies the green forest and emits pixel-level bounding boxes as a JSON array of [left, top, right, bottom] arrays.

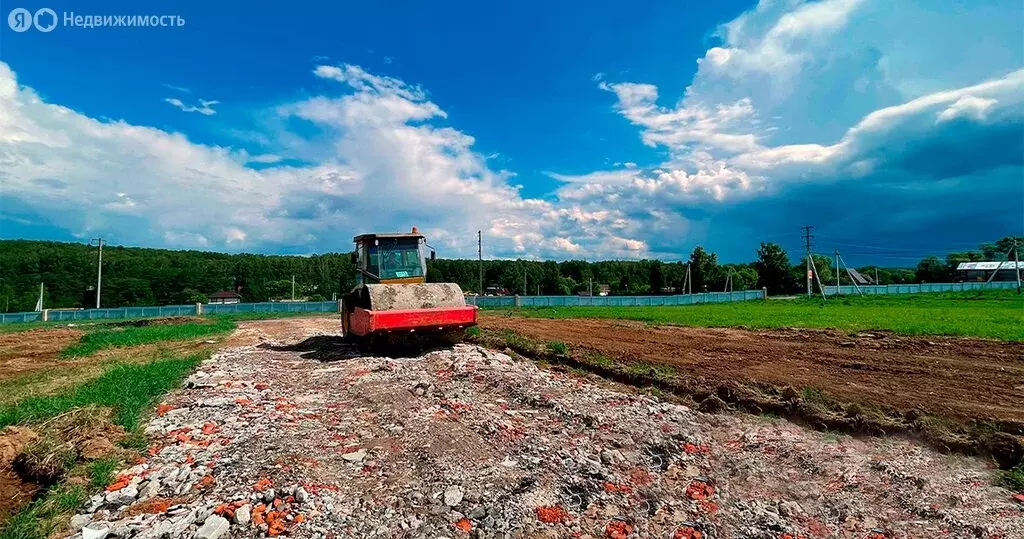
[[0, 237, 1018, 312]]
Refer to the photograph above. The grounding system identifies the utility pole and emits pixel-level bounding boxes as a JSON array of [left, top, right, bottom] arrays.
[[1014, 239, 1021, 295], [835, 249, 841, 296], [875, 267, 879, 286], [91, 238, 105, 309], [291, 275, 295, 301], [802, 225, 814, 297], [523, 263, 527, 296], [477, 230, 483, 295]]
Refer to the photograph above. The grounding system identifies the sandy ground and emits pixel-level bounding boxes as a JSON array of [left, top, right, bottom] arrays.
[[481, 314, 1024, 424], [62, 317, 1022, 539]]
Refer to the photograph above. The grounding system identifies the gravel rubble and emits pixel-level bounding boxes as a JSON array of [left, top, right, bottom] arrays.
[[61, 327, 1023, 539]]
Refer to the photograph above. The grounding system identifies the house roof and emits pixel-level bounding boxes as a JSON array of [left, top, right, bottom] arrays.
[[956, 261, 1022, 270], [208, 290, 242, 299]]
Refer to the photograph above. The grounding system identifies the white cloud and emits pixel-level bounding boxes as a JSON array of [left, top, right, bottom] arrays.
[[162, 84, 191, 94], [164, 97, 219, 115], [936, 96, 998, 123], [0, 61, 668, 259], [700, 0, 865, 80]]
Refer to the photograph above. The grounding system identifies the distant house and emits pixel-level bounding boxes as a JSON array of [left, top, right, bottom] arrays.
[[956, 261, 1021, 282], [207, 291, 242, 304], [578, 284, 612, 297]]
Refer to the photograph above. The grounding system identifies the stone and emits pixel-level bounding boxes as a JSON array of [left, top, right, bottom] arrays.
[[139, 479, 161, 500], [341, 449, 367, 462], [263, 488, 276, 503], [87, 493, 106, 512], [295, 487, 309, 503], [70, 513, 92, 531], [779, 501, 803, 518], [196, 397, 232, 407], [235, 504, 251, 525], [444, 486, 464, 507], [105, 485, 138, 506], [168, 509, 198, 536], [82, 523, 111, 539], [195, 515, 230, 539], [697, 395, 727, 413]]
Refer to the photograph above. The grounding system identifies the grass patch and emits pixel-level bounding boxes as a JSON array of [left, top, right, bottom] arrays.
[[0, 353, 203, 431], [624, 362, 677, 380], [87, 457, 119, 490], [118, 429, 149, 451], [0, 484, 87, 539], [584, 353, 614, 368], [1001, 465, 1024, 493], [61, 319, 235, 357], [546, 340, 568, 355], [500, 290, 1024, 341], [801, 386, 831, 405]]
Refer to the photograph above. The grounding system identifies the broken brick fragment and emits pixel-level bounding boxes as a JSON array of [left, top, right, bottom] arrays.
[[685, 479, 714, 501], [673, 525, 704, 539], [605, 520, 633, 539], [535, 505, 570, 524]]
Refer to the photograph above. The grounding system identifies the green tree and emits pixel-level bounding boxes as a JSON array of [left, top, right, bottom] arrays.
[[688, 247, 718, 292], [755, 243, 795, 294], [915, 256, 947, 283]]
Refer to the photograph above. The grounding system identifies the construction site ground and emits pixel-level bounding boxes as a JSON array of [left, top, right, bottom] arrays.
[[48, 317, 1023, 538], [480, 313, 1024, 425]]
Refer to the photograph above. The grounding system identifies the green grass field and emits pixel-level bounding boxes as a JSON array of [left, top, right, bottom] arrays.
[[505, 290, 1024, 341], [60, 318, 236, 357], [0, 353, 204, 431]]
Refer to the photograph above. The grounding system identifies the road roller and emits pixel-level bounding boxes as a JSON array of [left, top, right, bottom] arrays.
[[341, 228, 478, 349]]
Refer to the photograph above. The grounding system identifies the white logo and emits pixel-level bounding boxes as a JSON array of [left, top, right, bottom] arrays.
[[7, 7, 57, 31], [33, 7, 57, 32], [7, 8, 32, 31]]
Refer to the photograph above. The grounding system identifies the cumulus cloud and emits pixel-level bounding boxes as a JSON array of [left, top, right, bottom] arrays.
[[2, 0, 1021, 263], [0, 61, 659, 259], [550, 0, 1023, 259]]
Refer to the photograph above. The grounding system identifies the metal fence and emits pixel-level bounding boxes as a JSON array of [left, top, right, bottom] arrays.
[[822, 281, 1018, 296], [203, 301, 339, 315], [0, 282, 1015, 324], [0, 301, 340, 325], [468, 290, 765, 308]]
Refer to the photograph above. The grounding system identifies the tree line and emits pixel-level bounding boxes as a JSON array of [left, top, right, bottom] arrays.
[[0, 237, 1018, 312]]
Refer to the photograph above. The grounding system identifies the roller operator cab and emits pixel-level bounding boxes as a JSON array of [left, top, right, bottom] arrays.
[[341, 227, 478, 348]]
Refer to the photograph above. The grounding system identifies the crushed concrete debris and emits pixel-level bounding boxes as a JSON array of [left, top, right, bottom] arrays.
[[61, 332, 1022, 538]]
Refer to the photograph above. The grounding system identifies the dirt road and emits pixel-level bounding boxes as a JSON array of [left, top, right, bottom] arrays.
[[481, 314, 1024, 425], [66, 318, 1022, 539]]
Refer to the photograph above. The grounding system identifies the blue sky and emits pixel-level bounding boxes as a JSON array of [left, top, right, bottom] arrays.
[[1, 0, 1022, 265]]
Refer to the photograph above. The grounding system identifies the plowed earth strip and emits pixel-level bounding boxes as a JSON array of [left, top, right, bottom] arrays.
[[480, 314, 1024, 424]]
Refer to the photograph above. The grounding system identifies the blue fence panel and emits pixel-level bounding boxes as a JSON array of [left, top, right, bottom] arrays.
[[470, 291, 766, 309], [823, 281, 1016, 296], [1, 282, 1016, 324]]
